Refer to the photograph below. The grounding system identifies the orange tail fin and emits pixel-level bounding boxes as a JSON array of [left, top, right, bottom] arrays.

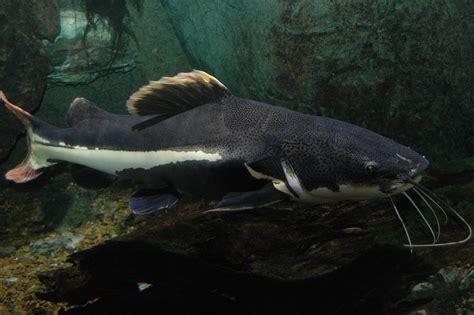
[[1, 91, 45, 183]]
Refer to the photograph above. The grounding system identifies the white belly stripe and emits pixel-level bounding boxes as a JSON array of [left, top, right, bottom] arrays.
[[33, 142, 222, 175]]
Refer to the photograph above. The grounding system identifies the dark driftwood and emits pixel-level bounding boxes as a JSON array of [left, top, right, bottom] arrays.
[[38, 201, 434, 313]]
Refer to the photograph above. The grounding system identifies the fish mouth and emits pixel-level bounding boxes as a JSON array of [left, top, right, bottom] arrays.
[[381, 155, 429, 195], [380, 175, 423, 195], [408, 156, 430, 178]]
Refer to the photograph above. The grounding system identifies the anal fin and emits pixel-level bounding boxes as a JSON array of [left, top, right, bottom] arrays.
[[204, 185, 288, 213]]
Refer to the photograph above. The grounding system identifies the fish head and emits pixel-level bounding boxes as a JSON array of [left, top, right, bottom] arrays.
[[288, 123, 430, 203], [323, 127, 430, 199], [341, 139, 429, 195]]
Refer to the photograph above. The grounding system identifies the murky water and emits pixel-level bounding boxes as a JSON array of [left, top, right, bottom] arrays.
[[0, 0, 473, 313]]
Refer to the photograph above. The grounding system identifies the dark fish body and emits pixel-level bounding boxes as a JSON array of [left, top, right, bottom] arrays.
[[1, 71, 429, 212]]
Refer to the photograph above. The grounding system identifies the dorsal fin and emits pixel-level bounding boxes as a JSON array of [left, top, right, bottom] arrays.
[[66, 97, 113, 126], [126, 70, 231, 117]]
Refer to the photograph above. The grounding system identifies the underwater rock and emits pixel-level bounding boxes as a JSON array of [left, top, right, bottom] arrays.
[[30, 232, 85, 256], [0, 0, 60, 163], [459, 270, 474, 291], [160, 0, 474, 160], [38, 0, 191, 128], [5, 277, 18, 286], [137, 282, 153, 292], [44, 0, 137, 85], [411, 282, 434, 299], [439, 265, 462, 287], [0, 172, 104, 248], [405, 264, 474, 314], [0, 186, 46, 248], [0, 246, 16, 258], [31, 232, 85, 256]]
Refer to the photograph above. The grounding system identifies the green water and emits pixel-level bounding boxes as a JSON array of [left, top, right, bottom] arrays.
[[0, 0, 473, 314]]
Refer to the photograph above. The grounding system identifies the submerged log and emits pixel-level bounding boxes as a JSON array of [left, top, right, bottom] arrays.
[[37, 201, 434, 313]]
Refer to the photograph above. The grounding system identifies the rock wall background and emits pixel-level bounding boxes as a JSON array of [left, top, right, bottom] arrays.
[[38, 0, 190, 127], [160, 0, 474, 161], [0, 0, 59, 162]]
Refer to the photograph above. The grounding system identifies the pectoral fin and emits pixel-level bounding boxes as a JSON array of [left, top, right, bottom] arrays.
[[204, 185, 288, 213], [129, 190, 179, 215]]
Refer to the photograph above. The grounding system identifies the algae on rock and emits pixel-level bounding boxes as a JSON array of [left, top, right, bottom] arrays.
[[45, 0, 141, 86], [38, 0, 191, 127]]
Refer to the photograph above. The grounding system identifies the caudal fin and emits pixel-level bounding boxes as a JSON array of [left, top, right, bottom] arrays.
[[1, 91, 50, 183]]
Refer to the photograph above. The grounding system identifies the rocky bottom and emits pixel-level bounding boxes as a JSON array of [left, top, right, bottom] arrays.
[[0, 183, 133, 314]]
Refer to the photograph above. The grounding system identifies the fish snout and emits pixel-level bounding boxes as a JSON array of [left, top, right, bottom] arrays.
[[418, 156, 430, 173], [407, 155, 430, 179], [395, 152, 429, 182]]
